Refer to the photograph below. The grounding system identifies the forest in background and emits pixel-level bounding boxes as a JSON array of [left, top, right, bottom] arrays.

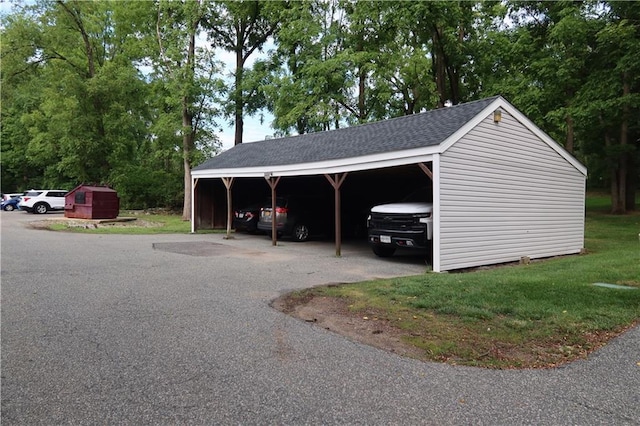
[[1, 0, 638, 217]]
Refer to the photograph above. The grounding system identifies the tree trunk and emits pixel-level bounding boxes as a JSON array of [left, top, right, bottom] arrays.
[[234, 48, 245, 145], [447, 24, 465, 105], [432, 27, 446, 108], [565, 114, 574, 154], [626, 165, 637, 211], [358, 67, 366, 122], [182, 147, 192, 221], [182, 28, 197, 221], [613, 73, 630, 214], [182, 100, 195, 220], [603, 127, 623, 214]]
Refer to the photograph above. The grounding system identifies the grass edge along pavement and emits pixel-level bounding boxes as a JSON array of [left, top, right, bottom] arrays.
[[281, 194, 640, 369], [39, 211, 200, 234]]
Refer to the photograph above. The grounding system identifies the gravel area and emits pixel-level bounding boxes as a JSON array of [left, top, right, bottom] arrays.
[[2, 211, 639, 425]]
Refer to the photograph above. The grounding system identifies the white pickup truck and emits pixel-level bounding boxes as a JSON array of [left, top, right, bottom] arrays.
[[366, 188, 433, 258]]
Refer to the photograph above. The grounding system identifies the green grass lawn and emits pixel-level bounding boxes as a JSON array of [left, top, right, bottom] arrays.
[[46, 212, 199, 234], [290, 193, 640, 368]]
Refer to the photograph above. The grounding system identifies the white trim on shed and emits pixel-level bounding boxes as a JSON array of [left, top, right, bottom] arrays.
[[191, 147, 438, 178]]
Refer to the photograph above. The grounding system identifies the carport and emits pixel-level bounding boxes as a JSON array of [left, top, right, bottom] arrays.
[[191, 96, 587, 272]]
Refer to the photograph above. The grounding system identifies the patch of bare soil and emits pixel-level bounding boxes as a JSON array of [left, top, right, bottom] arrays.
[[28, 218, 159, 230], [272, 293, 425, 360], [272, 291, 638, 369]]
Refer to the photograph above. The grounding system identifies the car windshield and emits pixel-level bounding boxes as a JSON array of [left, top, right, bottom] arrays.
[[25, 191, 42, 196]]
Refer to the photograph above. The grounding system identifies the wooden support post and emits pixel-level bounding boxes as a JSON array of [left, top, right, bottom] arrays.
[[221, 177, 234, 239], [264, 175, 281, 246], [418, 162, 433, 180], [325, 172, 348, 257], [191, 178, 199, 233]]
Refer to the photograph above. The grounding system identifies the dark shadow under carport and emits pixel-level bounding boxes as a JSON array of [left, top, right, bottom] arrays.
[[193, 163, 433, 259]]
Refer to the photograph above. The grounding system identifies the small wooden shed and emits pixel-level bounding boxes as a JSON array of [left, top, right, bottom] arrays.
[[65, 185, 120, 219]]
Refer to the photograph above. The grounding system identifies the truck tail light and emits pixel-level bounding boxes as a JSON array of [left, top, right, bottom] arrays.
[[275, 207, 288, 214]]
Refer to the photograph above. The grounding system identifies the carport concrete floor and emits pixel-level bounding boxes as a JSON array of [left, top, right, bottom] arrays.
[[2, 212, 639, 425]]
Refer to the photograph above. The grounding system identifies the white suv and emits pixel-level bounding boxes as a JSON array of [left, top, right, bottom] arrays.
[[19, 190, 68, 214]]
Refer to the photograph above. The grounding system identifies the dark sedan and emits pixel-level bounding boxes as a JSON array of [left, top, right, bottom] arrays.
[[257, 195, 329, 242], [233, 202, 266, 233]]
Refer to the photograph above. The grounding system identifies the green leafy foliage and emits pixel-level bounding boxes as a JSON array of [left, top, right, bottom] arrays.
[[110, 165, 183, 210], [1, 1, 638, 211], [1, 0, 221, 211]]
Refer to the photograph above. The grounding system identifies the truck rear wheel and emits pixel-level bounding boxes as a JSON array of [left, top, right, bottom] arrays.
[[373, 246, 396, 257]]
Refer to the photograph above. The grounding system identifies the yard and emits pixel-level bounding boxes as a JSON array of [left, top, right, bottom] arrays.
[[275, 193, 640, 368], [33, 194, 640, 368]]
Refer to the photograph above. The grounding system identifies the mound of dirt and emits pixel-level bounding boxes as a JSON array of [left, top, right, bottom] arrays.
[[272, 293, 425, 359]]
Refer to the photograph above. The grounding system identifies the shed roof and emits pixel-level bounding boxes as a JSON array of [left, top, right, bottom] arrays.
[[195, 96, 498, 170], [67, 185, 117, 194], [192, 96, 586, 178]]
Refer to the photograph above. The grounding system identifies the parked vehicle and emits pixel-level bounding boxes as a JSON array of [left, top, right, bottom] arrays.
[[257, 195, 328, 242], [19, 189, 68, 214], [2, 193, 22, 202], [367, 187, 433, 258], [233, 201, 268, 233], [1, 195, 22, 211]]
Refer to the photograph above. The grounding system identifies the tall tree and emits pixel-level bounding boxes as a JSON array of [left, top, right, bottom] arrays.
[[206, 0, 281, 145], [493, 1, 639, 212], [0, 9, 47, 190], [151, 0, 223, 219], [402, 1, 478, 107], [575, 1, 639, 212], [370, 1, 439, 117], [1, 0, 148, 189], [267, 0, 349, 135]]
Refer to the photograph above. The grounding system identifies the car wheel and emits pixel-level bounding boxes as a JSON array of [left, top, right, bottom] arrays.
[[34, 202, 49, 214], [4, 204, 15, 211], [292, 223, 310, 242], [373, 246, 396, 257]]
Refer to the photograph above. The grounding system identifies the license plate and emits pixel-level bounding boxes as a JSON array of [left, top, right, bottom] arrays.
[[264, 211, 271, 218], [238, 213, 244, 218], [380, 235, 391, 244]]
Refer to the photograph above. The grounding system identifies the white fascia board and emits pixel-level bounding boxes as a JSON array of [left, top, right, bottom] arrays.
[[432, 153, 441, 273], [191, 146, 438, 179], [439, 97, 587, 177], [191, 177, 197, 233], [437, 98, 502, 154]]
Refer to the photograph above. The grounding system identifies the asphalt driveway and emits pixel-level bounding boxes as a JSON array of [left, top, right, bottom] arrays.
[[1, 212, 639, 425]]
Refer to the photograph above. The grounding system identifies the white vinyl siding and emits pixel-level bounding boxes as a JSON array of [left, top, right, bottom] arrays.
[[438, 111, 585, 271]]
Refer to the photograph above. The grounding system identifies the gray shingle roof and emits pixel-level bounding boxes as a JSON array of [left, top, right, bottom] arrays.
[[193, 96, 500, 171]]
